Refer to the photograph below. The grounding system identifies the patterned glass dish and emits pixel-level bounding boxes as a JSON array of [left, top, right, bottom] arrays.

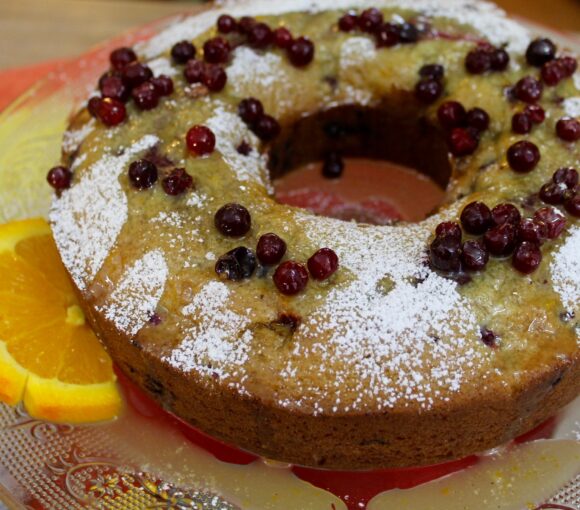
[[0, 8, 578, 510]]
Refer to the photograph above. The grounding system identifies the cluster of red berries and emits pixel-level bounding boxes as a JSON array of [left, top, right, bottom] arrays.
[[127, 158, 193, 196], [415, 64, 445, 104], [464, 44, 510, 75], [213, 203, 338, 295], [172, 40, 228, 92], [436, 100, 490, 156], [430, 198, 568, 276], [337, 8, 420, 49], [511, 104, 545, 134], [525, 38, 577, 87], [237, 97, 281, 142], [88, 47, 174, 126], [217, 14, 315, 67], [539, 168, 580, 217]]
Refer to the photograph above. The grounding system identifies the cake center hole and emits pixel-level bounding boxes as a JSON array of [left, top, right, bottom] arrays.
[[268, 102, 452, 225]]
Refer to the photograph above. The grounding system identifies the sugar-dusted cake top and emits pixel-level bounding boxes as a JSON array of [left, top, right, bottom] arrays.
[[49, 0, 579, 415]]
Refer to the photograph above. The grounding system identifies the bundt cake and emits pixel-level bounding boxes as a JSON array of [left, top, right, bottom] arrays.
[[47, 0, 579, 469]]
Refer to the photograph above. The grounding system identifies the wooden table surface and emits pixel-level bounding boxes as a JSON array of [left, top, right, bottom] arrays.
[[0, 0, 578, 70]]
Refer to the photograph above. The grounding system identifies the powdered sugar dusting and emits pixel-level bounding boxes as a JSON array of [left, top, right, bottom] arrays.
[[340, 37, 377, 69], [139, 0, 530, 60], [98, 250, 168, 336], [50, 135, 159, 290], [228, 47, 285, 92], [164, 281, 252, 378], [62, 119, 95, 154], [563, 97, 580, 118], [205, 101, 270, 187], [551, 226, 580, 338], [280, 214, 485, 412], [147, 57, 178, 77]]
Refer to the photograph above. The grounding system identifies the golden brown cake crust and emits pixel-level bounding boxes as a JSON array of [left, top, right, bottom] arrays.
[[84, 298, 579, 469], [52, 0, 579, 469]]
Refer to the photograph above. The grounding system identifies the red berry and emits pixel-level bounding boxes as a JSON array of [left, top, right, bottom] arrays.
[[131, 81, 159, 110], [338, 13, 358, 32], [541, 60, 565, 86], [162, 168, 193, 196], [565, 194, 580, 217], [490, 48, 510, 71], [217, 14, 237, 34], [553, 167, 578, 188], [110, 47, 137, 71], [238, 16, 257, 35], [287, 37, 315, 67], [87, 96, 102, 117], [203, 37, 231, 64], [465, 49, 491, 74], [525, 38, 556, 67], [171, 40, 196, 64], [534, 207, 567, 239], [128, 159, 158, 189], [559, 56, 577, 76], [415, 78, 443, 104], [513, 76, 543, 103], [435, 221, 462, 241], [518, 218, 547, 245], [273, 27, 293, 48], [461, 201, 492, 235], [151, 75, 174, 96], [251, 115, 280, 141], [308, 248, 339, 280], [398, 22, 419, 44], [539, 182, 567, 205], [491, 203, 521, 226], [466, 107, 490, 132], [429, 235, 462, 272], [96, 98, 126, 126], [437, 101, 466, 130], [202, 64, 228, 92], [556, 118, 580, 142], [448, 127, 478, 156], [273, 261, 309, 295], [462, 240, 489, 271], [524, 104, 545, 124], [375, 24, 400, 47], [215, 203, 251, 237], [322, 152, 344, 179], [99, 74, 129, 102], [511, 112, 532, 134], [184, 59, 205, 83], [358, 8, 383, 33], [186, 125, 216, 156], [47, 166, 72, 190], [507, 141, 540, 173], [483, 222, 518, 256], [238, 98, 264, 124], [419, 64, 444, 81], [121, 62, 153, 89], [257, 233, 287, 265], [248, 22, 274, 49], [512, 242, 542, 274]]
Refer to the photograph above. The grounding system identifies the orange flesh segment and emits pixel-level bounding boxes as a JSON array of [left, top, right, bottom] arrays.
[[0, 218, 121, 423]]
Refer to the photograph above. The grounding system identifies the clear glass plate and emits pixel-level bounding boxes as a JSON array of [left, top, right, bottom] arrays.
[[0, 9, 578, 510]]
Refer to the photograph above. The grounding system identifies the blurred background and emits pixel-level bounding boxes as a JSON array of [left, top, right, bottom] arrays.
[[0, 0, 578, 69]]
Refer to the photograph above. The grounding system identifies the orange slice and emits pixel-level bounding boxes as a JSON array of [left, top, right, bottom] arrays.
[[0, 218, 122, 423]]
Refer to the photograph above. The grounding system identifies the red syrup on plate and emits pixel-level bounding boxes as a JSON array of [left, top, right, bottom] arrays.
[[118, 369, 557, 510], [117, 159, 559, 510]]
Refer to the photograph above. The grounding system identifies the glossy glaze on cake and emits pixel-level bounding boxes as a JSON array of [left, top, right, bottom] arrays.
[[49, 0, 579, 469]]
